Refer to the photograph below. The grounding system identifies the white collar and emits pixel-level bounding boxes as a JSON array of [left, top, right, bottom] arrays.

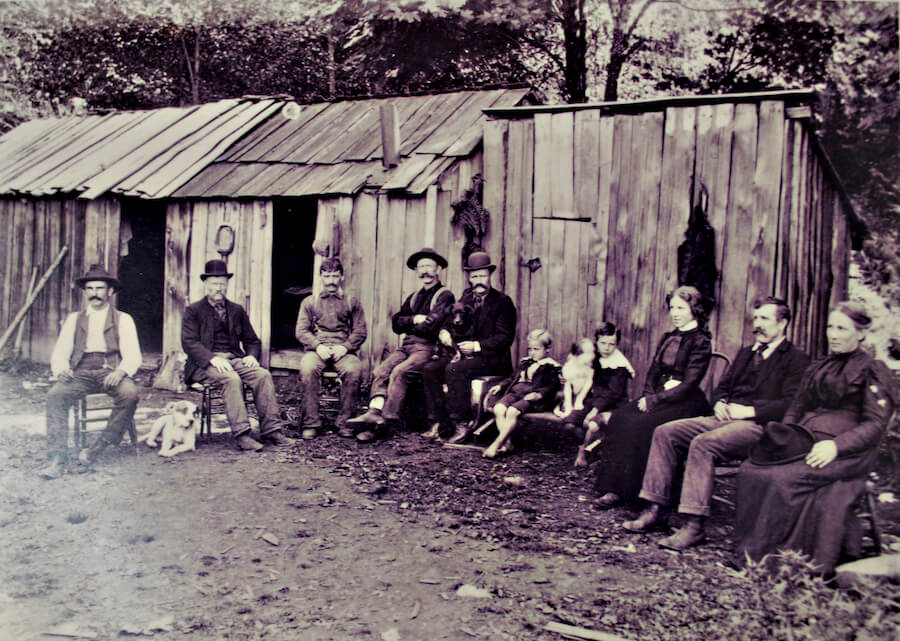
[[677, 320, 698, 332], [599, 348, 636, 377], [85, 304, 110, 317], [753, 335, 785, 359]]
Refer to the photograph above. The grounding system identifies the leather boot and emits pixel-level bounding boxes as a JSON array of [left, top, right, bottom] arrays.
[[39, 456, 66, 480], [421, 422, 442, 440], [446, 421, 472, 444], [659, 516, 706, 551], [623, 502, 667, 532], [236, 433, 264, 451], [347, 408, 384, 427], [262, 430, 296, 446]]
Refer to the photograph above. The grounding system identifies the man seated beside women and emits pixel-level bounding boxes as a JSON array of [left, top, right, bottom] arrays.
[[734, 301, 895, 576]]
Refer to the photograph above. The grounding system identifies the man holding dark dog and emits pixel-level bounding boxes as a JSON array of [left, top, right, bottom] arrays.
[[295, 257, 367, 440], [422, 251, 517, 444], [348, 248, 454, 442], [181, 259, 294, 452], [622, 296, 809, 550], [40, 265, 142, 478]]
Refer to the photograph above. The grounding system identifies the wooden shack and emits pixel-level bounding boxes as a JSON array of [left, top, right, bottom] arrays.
[[480, 90, 862, 390], [0, 89, 534, 376]]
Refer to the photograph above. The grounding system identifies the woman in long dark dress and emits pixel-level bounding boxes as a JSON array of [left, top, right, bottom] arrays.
[[594, 286, 712, 507], [734, 302, 895, 575]]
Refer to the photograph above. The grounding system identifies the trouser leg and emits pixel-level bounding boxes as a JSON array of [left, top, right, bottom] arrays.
[[232, 359, 281, 436], [333, 354, 363, 427], [202, 366, 250, 435], [97, 376, 139, 447], [45, 373, 99, 461], [445, 355, 493, 421], [368, 351, 408, 402], [422, 355, 451, 423], [639, 416, 722, 506], [298, 351, 326, 427], [679, 419, 762, 517], [382, 350, 432, 420]]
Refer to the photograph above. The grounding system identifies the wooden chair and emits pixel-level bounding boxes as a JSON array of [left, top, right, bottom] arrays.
[[704, 351, 732, 399], [195, 382, 256, 441], [73, 393, 138, 453]]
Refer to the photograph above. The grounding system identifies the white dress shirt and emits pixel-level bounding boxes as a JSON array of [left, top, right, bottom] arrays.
[[50, 305, 142, 377]]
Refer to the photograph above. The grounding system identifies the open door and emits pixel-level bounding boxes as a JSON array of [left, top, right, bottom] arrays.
[[269, 197, 318, 369], [117, 199, 166, 356]]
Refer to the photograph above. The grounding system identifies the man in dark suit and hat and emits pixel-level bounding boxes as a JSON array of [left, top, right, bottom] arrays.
[[181, 259, 294, 452], [622, 296, 809, 550], [348, 247, 455, 442], [422, 251, 517, 444], [40, 264, 142, 479]]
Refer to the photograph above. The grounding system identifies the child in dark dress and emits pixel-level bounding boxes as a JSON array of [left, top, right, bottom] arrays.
[[482, 329, 561, 459]]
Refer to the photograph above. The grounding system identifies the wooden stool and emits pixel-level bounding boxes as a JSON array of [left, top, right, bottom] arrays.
[[318, 370, 342, 427], [73, 393, 138, 453]]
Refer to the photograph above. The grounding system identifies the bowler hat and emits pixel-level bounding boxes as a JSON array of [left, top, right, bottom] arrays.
[[463, 251, 496, 273], [748, 421, 816, 466], [406, 247, 448, 270], [200, 259, 233, 281], [75, 264, 119, 290]]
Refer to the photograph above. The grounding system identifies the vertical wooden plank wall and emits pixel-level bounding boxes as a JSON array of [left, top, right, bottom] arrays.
[[0, 196, 120, 364], [163, 201, 190, 356]]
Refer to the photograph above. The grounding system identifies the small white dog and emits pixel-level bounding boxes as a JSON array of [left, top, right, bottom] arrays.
[[139, 400, 200, 457]]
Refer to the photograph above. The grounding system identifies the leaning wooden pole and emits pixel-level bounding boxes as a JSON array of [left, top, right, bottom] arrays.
[[0, 246, 69, 354], [13, 267, 39, 357]]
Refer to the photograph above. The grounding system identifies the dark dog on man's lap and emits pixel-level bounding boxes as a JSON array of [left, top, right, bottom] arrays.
[[435, 302, 475, 362]]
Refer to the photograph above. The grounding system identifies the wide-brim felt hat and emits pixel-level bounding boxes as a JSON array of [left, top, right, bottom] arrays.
[[200, 259, 233, 281], [75, 264, 119, 290], [749, 421, 816, 466], [406, 247, 448, 270], [463, 251, 496, 273]]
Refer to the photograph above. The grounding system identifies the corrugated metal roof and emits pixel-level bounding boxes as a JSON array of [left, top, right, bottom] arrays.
[[174, 87, 531, 197], [0, 98, 282, 198], [0, 87, 531, 199]]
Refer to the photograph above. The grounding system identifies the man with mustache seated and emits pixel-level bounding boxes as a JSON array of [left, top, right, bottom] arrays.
[[622, 296, 809, 550], [422, 251, 517, 444], [40, 265, 142, 478], [348, 248, 455, 442]]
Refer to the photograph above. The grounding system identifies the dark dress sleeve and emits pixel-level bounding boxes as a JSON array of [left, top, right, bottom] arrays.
[[833, 360, 895, 456], [781, 360, 822, 425]]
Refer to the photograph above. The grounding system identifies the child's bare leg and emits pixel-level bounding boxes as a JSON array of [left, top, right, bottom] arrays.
[[484, 407, 521, 458], [575, 419, 600, 467]]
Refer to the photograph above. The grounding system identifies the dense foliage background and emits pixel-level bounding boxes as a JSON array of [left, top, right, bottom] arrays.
[[0, 0, 897, 297]]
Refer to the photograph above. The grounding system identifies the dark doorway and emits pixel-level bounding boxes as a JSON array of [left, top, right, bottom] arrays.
[[271, 198, 318, 352], [117, 200, 166, 354]]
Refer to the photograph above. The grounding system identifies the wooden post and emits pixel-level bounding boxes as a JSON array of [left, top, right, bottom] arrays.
[[0, 246, 69, 354], [380, 103, 400, 168], [13, 267, 39, 357]]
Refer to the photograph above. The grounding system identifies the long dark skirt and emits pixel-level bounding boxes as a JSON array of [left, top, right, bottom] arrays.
[[594, 388, 710, 500], [734, 449, 876, 574]]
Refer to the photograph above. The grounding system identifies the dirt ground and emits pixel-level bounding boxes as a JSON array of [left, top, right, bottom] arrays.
[[0, 368, 897, 641]]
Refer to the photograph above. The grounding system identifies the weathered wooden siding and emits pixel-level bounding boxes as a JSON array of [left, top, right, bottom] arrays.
[[486, 101, 854, 391], [0, 196, 121, 363], [315, 153, 483, 376], [163, 200, 273, 364]]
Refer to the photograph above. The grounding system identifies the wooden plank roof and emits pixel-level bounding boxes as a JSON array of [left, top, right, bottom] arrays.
[[0, 98, 282, 198], [173, 87, 532, 198]]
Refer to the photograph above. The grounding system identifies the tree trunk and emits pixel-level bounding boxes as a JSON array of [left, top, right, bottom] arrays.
[[327, 32, 336, 100], [604, 27, 627, 102], [561, 0, 588, 103]]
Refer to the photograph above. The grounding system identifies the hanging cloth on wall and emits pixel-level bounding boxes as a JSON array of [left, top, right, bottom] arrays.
[[677, 183, 718, 308]]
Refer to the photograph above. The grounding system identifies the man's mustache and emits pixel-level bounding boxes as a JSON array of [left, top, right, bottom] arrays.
[[89, 296, 102, 301]]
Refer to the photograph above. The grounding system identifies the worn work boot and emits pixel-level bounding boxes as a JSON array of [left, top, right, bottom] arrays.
[[263, 430, 296, 447], [300, 427, 319, 440], [623, 502, 667, 532], [236, 433, 264, 452], [347, 408, 384, 427], [38, 456, 66, 480], [446, 421, 472, 445], [337, 423, 355, 439], [421, 422, 442, 440], [659, 516, 706, 551]]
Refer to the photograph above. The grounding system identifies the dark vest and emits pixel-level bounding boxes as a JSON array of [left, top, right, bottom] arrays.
[[70, 308, 121, 370], [728, 352, 764, 405], [212, 311, 232, 353]]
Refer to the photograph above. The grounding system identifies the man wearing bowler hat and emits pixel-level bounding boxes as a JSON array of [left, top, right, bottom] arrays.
[[422, 251, 517, 444], [348, 248, 455, 442], [40, 264, 142, 478], [181, 259, 294, 451]]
